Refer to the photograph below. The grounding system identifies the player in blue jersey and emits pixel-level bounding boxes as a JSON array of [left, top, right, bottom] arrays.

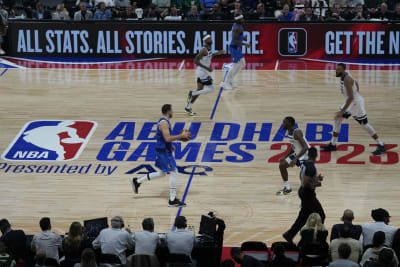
[[221, 14, 249, 90], [131, 104, 191, 207]]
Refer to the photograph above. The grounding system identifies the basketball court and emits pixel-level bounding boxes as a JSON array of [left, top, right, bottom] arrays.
[[0, 58, 399, 246]]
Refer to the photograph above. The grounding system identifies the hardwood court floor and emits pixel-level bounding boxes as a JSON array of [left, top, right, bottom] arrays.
[[0, 67, 399, 246]]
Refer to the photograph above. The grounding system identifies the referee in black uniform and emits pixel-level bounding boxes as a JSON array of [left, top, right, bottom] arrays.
[[283, 147, 326, 243]]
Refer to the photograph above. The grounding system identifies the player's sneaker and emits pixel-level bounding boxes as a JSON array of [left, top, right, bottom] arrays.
[[372, 144, 387, 156], [168, 198, 186, 207], [321, 143, 337, 151], [131, 178, 140, 194], [184, 107, 196, 116], [187, 91, 193, 105], [231, 80, 238, 88], [276, 187, 292, 196], [220, 81, 232, 90]]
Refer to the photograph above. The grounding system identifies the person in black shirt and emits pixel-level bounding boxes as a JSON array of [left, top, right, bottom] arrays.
[[269, 244, 296, 267], [283, 147, 325, 243], [230, 247, 264, 267]]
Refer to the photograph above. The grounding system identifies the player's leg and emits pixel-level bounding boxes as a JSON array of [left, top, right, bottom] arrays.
[[168, 169, 186, 207], [277, 156, 293, 195], [221, 46, 239, 90], [131, 171, 167, 193], [229, 58, 246, 88], [186, 81, 203, 115], [355, 116, 386, 155], [321, 110, 349, 151]]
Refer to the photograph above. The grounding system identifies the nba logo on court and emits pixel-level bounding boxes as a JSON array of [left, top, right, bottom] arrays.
[[288, 32, 298, 53], [1, 120, 97, 161]]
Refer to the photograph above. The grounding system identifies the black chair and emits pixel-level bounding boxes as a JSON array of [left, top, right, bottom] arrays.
[[126, 254, 159, 267], [44, 258, 60, 267], [271, 241, 300, 263], [99, 253, 122, 266], [241, 241, 269, 264], [300, 243, 329, 267], [165, 253, 192, 267]]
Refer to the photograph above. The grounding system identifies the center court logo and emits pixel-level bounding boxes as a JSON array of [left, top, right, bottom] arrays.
[[2, 120, 97, 161]]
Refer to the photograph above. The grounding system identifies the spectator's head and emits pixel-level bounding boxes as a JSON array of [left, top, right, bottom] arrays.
[[220, 259, 235, 267], [80, 2, 87, 12], [230, 247, 244, 263], [302, 213, 325, 240], [332, 3, 340, 12], [68, 221, 83, 238], [396, 3, 400, 14], [308, 147, 318, 161], [355, 3, 363, 13], [0, 241, 6, 255], [34, 253, 46, 266], [380, 2, 387, 13], [305, 6, 312, 15], [64, 222, 83, 251], [190, 5, 198, 15], [174, 216, 187, 230], [36, 2, 44, 12], [338, 243, 351, 260], [56, 3, 65, 13], [372, 231, 386, 248], [142, 218, 154, 232], [81, 248, 97, 267], [39, 217, 51, 231], [341, 209, 354, 222], [282, 4, 290, 15], [272, 244, 286, 257], [234, 0, 241, 10], [256, 3, 264, 13], [371, 208, 390, 224], [170, 5, 178, 15], [0, 219, 11, 234], [99, 2, 106, 11], [339, 224, 351, 238], [111, 216, 124, 229], [282, 116, 295, 130], [161, 104, 173, 118], [336, 63, 346, 77], [378, 248, 396, 267]]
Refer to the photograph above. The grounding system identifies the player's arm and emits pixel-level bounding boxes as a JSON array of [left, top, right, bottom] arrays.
[[194, 48, 212, 72], [336, 76, 354, 118], [212, 50, 225, 57], [159, 120, 189, 143], [291, 130, 307, 165], [232, 25, 249, 47]]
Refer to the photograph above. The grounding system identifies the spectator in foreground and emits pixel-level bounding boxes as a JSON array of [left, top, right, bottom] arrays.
[[231, 247, 264, 267], [0, 219, 27, 262], [63, 222, 91, 265], [92, 216, 134, 265], [331, 209, 362, 241], [75, 248, 97, 267], [268, 244, 296, 267], [311, 0, 328, 18], [362, 208, 397, 248], [166, 216, 195, 257], [351, 3, 368, 20], [121, 5, 138, 19], [325, 3, 346, 20], [393, 229, 400, 262], [185, 5, 200, 20], [372, 3, 392, 20], [94, 2, 112, 19], [361, 231, 399, 266], [328, 243, 359, 267], [0, 241, 16, 267], [161, 5, 182, 20], [74, 2, 93, 20], [52, 3, 70, 20], [252, 3, 272, 19], [32, 3, 52, 19], [329, 224, 362, 263], [299, 6, 319, 20], [133, 218, 159, 255], [364, 248, 398, 267], [298, 213, 328, 248], [31, 217, 63, 262], [278, 4, 294, 21]]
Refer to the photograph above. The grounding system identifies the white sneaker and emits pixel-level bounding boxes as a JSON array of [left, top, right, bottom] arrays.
[[231, 80, 238, 88], [220, 81, 232, 90]]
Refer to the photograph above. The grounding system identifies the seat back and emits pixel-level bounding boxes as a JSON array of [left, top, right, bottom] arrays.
[[166, 253, 192, 267], [99, 254, 122, 265], [241, 241, 268, 252], [270, 241, 299, 262]]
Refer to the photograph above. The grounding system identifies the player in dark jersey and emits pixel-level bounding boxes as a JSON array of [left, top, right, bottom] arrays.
[[282, 147, 325, 243], [131, 104, 190, 207]]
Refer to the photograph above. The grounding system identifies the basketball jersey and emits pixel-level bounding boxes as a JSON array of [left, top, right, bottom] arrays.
[[300, 161, 317, 189], [230, 23, 244, 48], [155, 117, 172, 152], [340, 73, 364, 103], [288, 128, 310, 155], [196, 47, 213, 79]]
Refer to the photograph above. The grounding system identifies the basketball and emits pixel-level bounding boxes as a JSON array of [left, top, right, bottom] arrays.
[[179, 129, 191, 142]]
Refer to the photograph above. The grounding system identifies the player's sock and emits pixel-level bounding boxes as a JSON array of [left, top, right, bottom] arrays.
[[169, 170, 178, 201], [191, 86, 215, 96], [186, 102, 192, 109], [284, 181, 291, 190], [138, 171, 165, 183], [332, 136, 338, 146], [376, 138, 384, 146]]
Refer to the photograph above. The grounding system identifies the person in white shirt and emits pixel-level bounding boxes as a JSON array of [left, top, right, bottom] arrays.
[[362, 208, 397, 248], [31, 217, 63, 262], [133, 218, 160, 255], [166, 216, 195, 257], [92, 216, 134, 264]]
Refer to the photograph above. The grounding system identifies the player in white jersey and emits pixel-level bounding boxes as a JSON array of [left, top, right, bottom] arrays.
[[185, 35, 225, 116], [277, 116, 310, 196], [321, 63, 386, 156]]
